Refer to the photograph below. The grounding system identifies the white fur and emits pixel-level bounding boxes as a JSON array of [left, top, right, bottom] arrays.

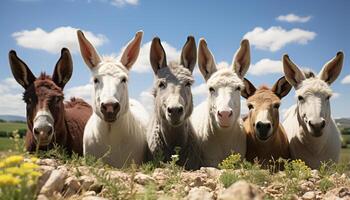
[[78, 31, 148, 167], [191, 68, 246, 167], [282, 53, 343, 169]]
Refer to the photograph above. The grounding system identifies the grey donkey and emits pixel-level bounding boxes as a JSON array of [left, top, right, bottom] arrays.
[[146, 36, 201, 170]]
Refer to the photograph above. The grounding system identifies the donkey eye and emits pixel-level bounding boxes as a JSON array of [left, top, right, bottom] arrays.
[[298, 96, 304, 102], [236, 86, 241, 91], [185, 82, 192, 87], [248, 104, 254, 110], [273, 103, 280, 109], [209, 87, 215, 93], [326, 95, 331, 100], [93, 78, 99, 84]]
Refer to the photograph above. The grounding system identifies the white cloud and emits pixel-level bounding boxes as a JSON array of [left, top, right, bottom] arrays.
[[122, 40, 181, 73], [192, 83, 208, 97], [244, 26, 316, 52], [276, 13, 312, 23], [12, 26, 108, 54], [65, 83, 93, 104], [110, 0, 138, 6], [138, 90, 154, 113], [249, 59, 283, 76], [0, 78, 25, 116], [341, 75, 350, 84]]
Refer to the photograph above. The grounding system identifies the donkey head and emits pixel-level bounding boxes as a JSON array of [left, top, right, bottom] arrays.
[[9, 48, 73, 147], [77, 30, 143, 123], [198, 39, 250, 128], [150, 36, 196, 127], [242, 77, 291, 141], [283, 52, 344, 137]]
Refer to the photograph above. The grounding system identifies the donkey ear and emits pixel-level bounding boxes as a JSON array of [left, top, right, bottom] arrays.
[[233, 39, 250, 79], [77, 30, 101, 69], [272, 76, 292, 99], [318, 51, 344, 85], [282, 54, 306, 87], [198, 38, 217, 81], [52, 48, 73, 89], [150, 37, 167, 75], [241, 78, 256, 99], [8, 50, 36, 89], [180, 36, 197, 73], [120, 31, 143, 70]]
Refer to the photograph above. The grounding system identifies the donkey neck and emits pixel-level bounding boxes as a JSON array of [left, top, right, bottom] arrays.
[[158, 118, 190, 150]]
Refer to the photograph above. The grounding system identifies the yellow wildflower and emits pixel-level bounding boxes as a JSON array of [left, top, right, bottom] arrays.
[[20, 162, 39, 170], [0, 161, 5, 168], [0, 174, 20, 186], [5, 167, 26, 176], [29, 171, 42, 178], [30, 157, 39, 163], [3, 155, 24, 166]]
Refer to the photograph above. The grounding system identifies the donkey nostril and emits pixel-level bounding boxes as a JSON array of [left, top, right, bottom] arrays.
[[47, 127, 53, 135], [178, 106, 184, 114], [321, 120, 326, 128], [167, 107, 172, 114], [217, 111, 222, 117], [34, 128, 40, 135], [228, 111, 233, 117]]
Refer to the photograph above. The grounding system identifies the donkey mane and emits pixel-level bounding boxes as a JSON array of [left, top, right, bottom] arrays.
[[296, 78, 333, 97], [207, 68, 243, 88]]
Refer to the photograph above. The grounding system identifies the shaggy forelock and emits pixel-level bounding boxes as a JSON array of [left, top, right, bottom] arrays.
[[93, 55, 128, 77], [296, 77, 332, 97], [157, 62, 194, 84], [207, 68, 244, 89]]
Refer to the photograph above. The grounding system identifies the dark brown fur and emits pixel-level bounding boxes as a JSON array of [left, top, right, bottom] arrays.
[[24, 74, 92, 155]]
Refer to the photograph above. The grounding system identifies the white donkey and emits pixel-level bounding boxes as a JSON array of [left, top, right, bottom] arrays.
[[282, 52, 344, 169], [191, 39, 250, 167], [77, 30, 148, 167]]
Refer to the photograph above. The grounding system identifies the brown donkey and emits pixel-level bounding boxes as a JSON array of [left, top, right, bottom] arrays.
[[241, 77, 291, 167], [8, 48, 92, 155]]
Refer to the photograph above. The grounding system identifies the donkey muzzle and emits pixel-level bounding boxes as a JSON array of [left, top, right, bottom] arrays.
[[33, 115, 54, 146], [167, 106, 184, 126], [101, 102, 120, 122]]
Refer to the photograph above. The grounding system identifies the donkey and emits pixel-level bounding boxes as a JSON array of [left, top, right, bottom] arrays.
[[191, 39, 250, 167], [282, 52, 344, 169], [77, 30, 149, 167], [241, 77, 291, 167], [147, 36, 201, 170], [8, 48, 92, 155]]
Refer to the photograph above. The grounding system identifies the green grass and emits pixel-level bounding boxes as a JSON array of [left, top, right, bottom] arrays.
[[340, 148, 350, 164], [0, 137, 16, 151], [0, 122, 27, 133]]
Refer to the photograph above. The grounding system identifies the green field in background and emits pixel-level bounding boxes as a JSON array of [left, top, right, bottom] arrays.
[[0, 122, 27, 132]]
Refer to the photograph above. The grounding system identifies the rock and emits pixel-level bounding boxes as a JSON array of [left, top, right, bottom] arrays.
[[38, 159, 58, 167], [64, 176, 81, 197], [40, 169, 68, 196], [302, 191, 316, 200], [36, 194, 49, 200], [218, 180, 264, 200], [324, 187, 350, 199], [134, 173, 155, 185], [82, 191, 96, 197], [300, 181, 314, 192], [79, 175, 96, 191], [186, 186, 214, 200], [82, 197, 109, 200], [107, 170, 130, 181], [201, 167, 222, 179]]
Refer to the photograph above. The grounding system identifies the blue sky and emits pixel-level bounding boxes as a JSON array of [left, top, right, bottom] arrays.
[[0, 0, 349, 118]]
